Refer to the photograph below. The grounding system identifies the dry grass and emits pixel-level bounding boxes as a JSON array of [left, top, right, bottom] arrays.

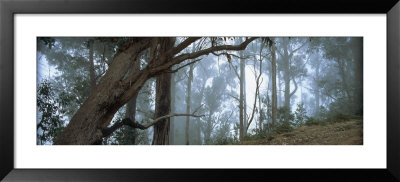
[[239, 119, 363, 145]]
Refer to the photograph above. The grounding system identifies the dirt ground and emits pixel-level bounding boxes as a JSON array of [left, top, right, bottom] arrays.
[[239, 119, 363, 145]]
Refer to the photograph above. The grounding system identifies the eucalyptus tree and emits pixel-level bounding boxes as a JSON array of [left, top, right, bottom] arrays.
[[202, 76, 227, 144], [275, 38, 309, 110], [53, 37, 257, 145]]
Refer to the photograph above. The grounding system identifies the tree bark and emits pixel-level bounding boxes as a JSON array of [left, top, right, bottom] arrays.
[[152, 38, 175, 145], [239, 52, 245, 140], [277, 72, 282, 108], [121, 56, 141, 145], [185, 64, 194, 145], [283, 48, 291, 110], [169, 74, 176, 144], [270, 40, 277, 128], [314, 60, 321, 116], [55, 38, 153, 145]]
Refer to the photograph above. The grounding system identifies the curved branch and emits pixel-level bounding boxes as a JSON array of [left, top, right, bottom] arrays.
[[169, 37, 201, 56], [167, 59, 201, 73], [149, 37, 258, 75], [289, 75, 298, 98], [229, 61, 240, 79], [246, 59, 263, 132], [101, 113, 205, 139]]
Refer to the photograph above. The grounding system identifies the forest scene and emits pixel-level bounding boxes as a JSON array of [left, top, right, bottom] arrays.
[[36, 37, 363, 145]]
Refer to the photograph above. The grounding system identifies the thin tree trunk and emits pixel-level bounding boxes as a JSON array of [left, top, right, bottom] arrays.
[[242, 51, 247, 131], [185, 64, 194, 145], [195, 82, 206, 145], [314, 61, 320, 116], [270, 41, 277, 128], [169, 74, 176, 144], [278, 72, 282, 108], [283, 54, 291, 110], [239, 53, 245, 140], [258, 90, 263, 132]]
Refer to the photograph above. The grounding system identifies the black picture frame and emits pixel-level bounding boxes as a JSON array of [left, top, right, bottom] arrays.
[[1, 0, 399, 181]]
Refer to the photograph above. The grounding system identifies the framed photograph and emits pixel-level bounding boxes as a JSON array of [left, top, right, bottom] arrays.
[[1, 0, 399, 181]]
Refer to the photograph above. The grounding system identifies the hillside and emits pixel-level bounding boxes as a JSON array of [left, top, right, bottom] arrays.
[[239, 119, 363, 145]]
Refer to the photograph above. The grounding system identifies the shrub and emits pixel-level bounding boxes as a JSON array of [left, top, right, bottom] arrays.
[[305, 117, 320, 126], [277, 106, 294, 124], [294, 103, 307, 127], [275, 122, 294, 133]]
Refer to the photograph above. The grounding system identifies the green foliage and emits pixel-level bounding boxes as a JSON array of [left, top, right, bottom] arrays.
[[37, 80, 68, 144], [305, 117, 324, 126], [307, 104, 360, 126], [273, 106, 295, 133], [317, 106, 328, 120], [213, 135, 235, 145], [212, 117, 233, 144], [275, 122, 294, 133], [244, 129, 270, 141], [277, 106, 294, 124], [294, 102, 307, 127]]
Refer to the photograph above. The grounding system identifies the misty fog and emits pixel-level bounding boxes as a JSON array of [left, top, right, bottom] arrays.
[[36, 37, 363, 145]]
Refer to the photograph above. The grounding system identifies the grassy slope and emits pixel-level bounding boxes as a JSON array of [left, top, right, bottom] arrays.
[[238, 119, 363, 145]]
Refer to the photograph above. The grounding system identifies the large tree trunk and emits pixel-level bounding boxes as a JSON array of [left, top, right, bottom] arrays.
[[55, 38, 153, 145], [270, 41, 277, 128], [152, 38, 175, 145], [185, 64, 194, 145], [152, 72, 172, 145]]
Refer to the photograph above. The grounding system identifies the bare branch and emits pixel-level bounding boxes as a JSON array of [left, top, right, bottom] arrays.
[[192, 104, 204, 115], [167, 59, 201, 73], [150, 37, 257, 74], [100, 113, 205, 140], [228, 93, 240, 102], [289, 75, 298, 98], [229, 61, 240, 78], [169, 37, 201, 56], [289, 40, 308, 57], [143, 113, 205, 129], [246, 58, 263, 132], [211, 51, 250, 60]]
